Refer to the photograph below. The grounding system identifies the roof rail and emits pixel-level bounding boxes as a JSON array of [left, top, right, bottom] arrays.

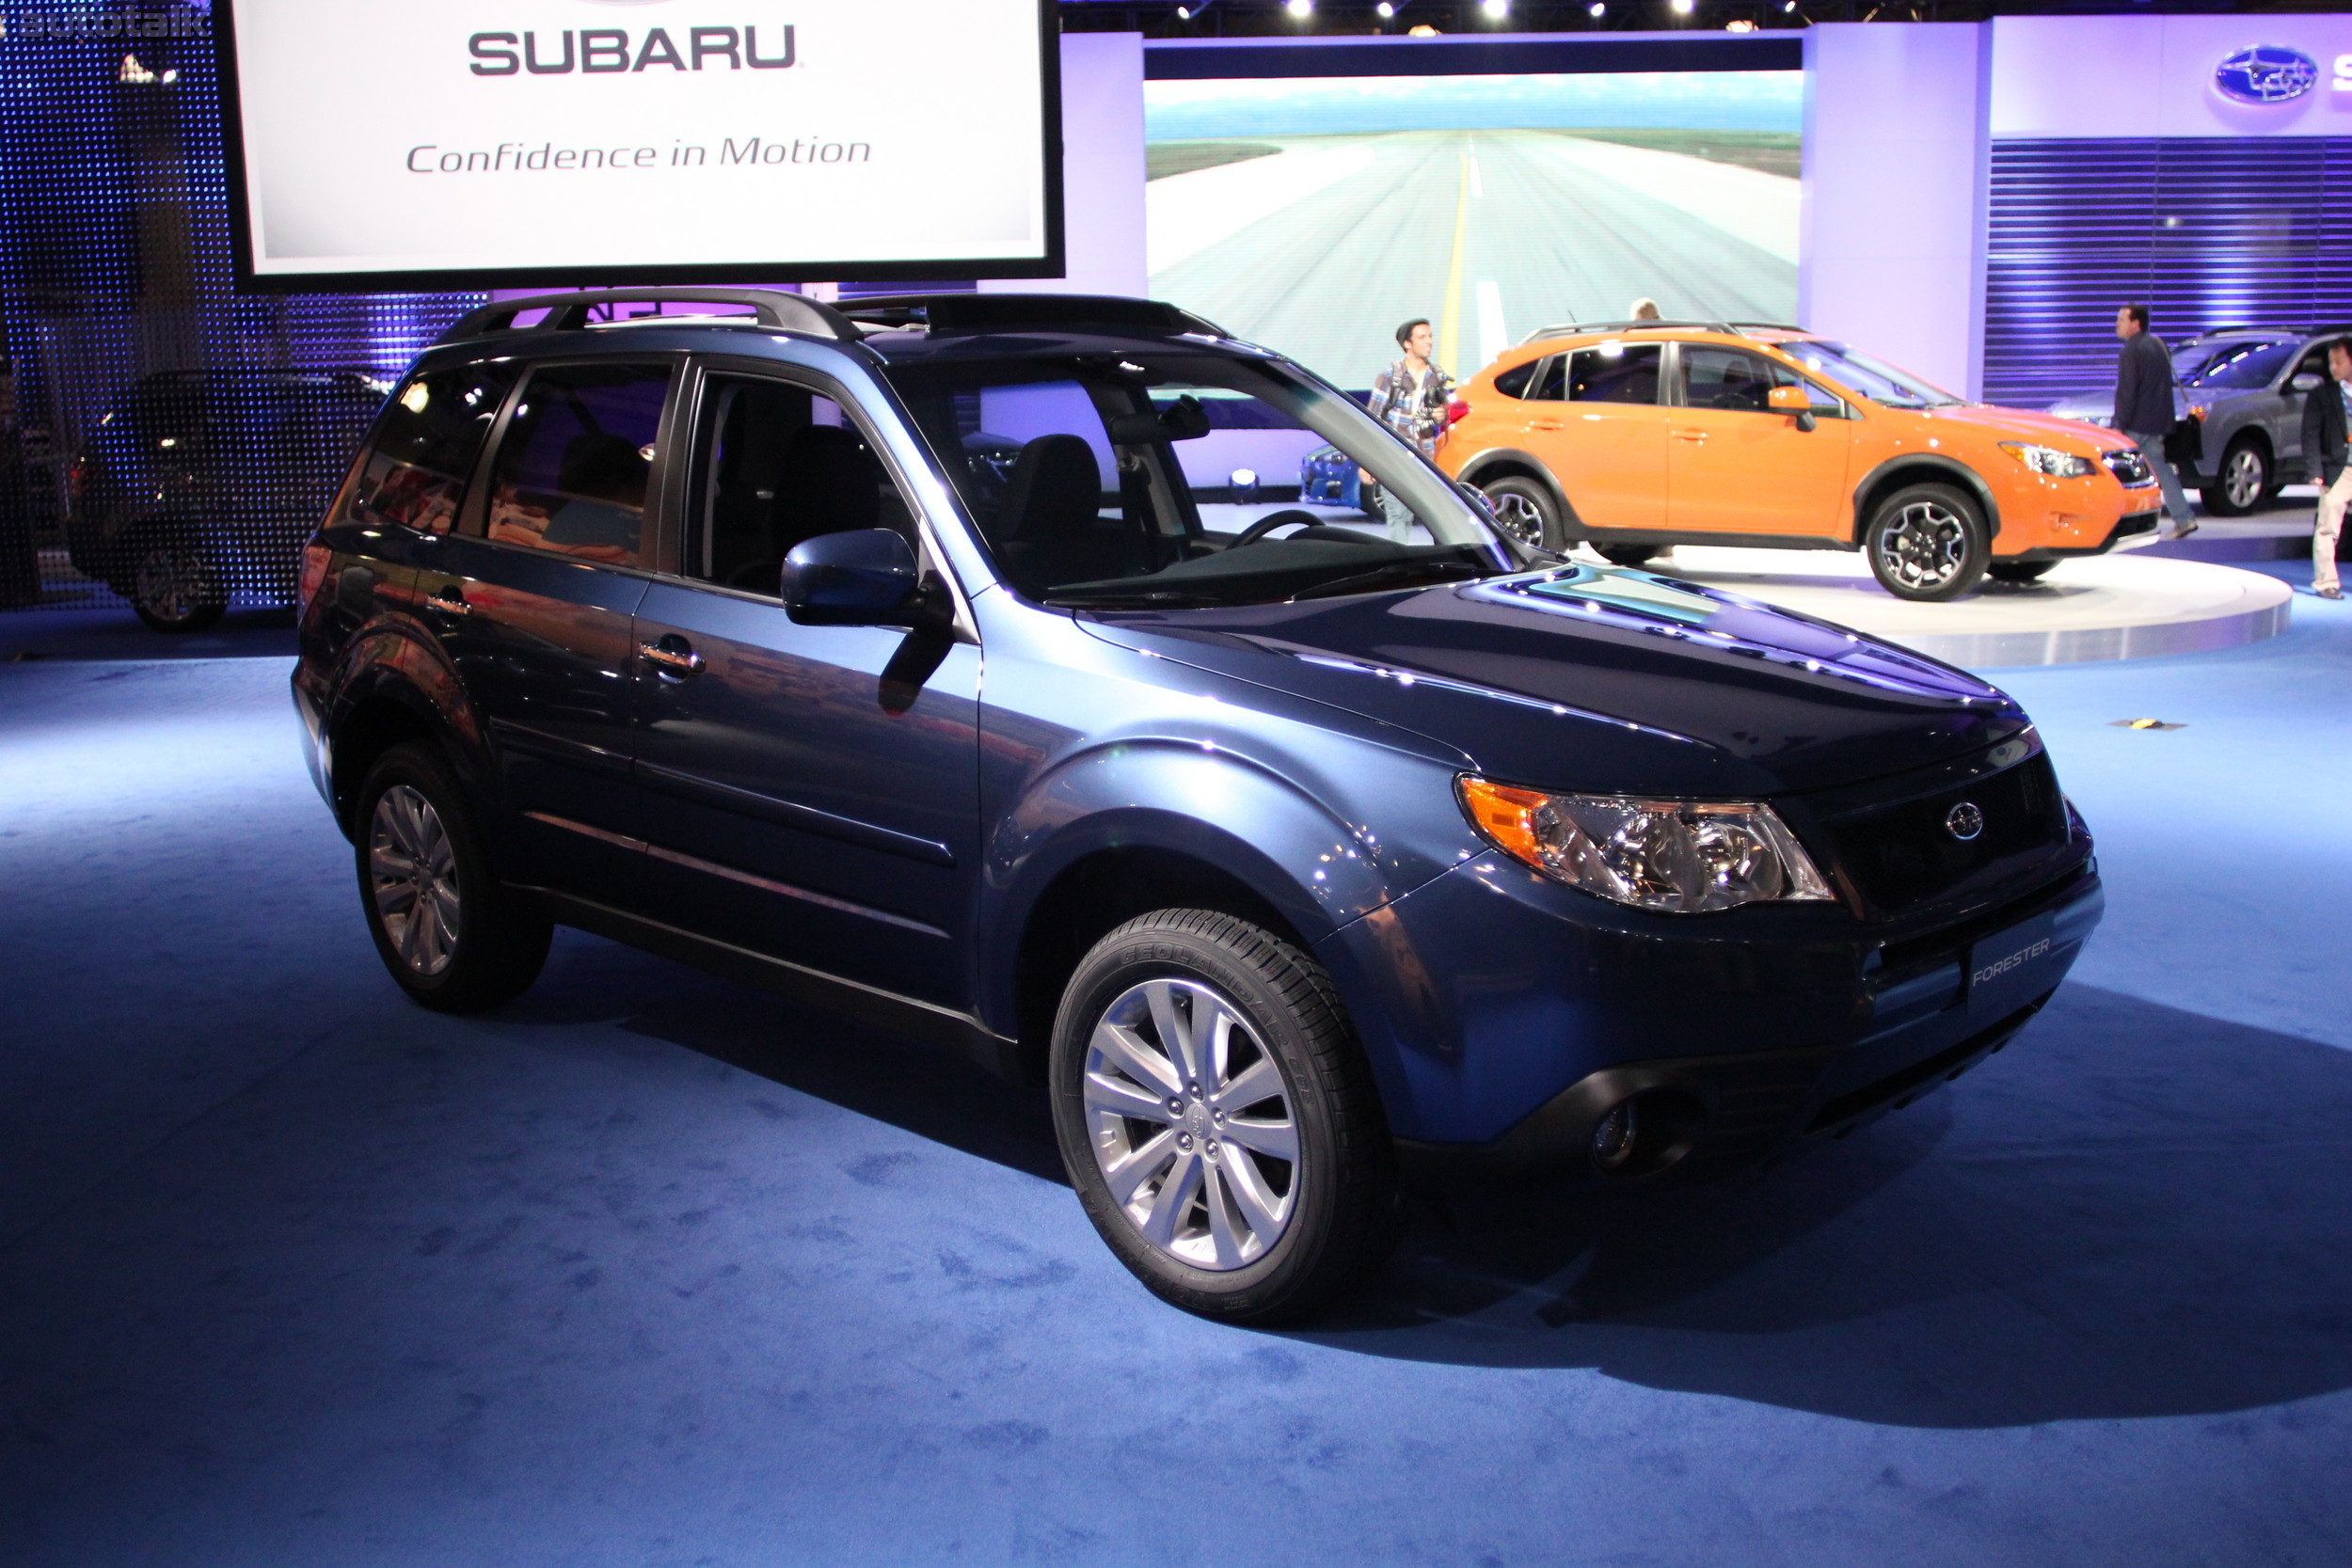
[[1724, 321, 1808, 334], [437, 288, 857, 344], [836, 292, 1230, 340], [1518, 318, 1734, 343]]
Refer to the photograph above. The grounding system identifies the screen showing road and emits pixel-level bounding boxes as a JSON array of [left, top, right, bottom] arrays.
[[219, 0, 1058, 286], [1146, 70, 1803, 391]]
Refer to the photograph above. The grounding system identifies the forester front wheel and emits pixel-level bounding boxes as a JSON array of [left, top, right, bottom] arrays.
[[355, 742, 551, 1012], [1050, 911, 1396, 1323]]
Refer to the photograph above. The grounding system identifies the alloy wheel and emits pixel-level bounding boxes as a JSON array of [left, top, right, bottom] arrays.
[[369, 784, 460, 976], [1081, 977, 1299, 1271], [2223, 446, 2265, 511], [1485, 489, 1547, 549], [1873, 501, 1970, 594], [132, 545, 213, 626]]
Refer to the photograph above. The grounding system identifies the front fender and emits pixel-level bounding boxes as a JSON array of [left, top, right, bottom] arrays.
[[976, 736, 1465, 1044]]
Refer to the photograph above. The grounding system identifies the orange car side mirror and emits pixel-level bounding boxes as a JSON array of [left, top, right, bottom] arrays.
[[1768, 384, 1819, 432]]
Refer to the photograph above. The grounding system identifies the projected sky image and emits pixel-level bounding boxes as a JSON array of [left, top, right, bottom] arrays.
[[1146, 71, 1804, 390]]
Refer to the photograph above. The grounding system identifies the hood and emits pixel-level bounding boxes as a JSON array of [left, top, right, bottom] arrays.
[[1923, 403, 2133, 451], [1076, 564, 2028, 799]]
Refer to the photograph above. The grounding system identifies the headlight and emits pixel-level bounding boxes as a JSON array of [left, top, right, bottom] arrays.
[[1458, 777, 1835, 914], [2001, 442, 2097, 479]]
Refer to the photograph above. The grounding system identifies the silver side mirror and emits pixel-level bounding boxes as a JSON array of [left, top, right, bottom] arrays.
[[2291, 372, 2326, 394]]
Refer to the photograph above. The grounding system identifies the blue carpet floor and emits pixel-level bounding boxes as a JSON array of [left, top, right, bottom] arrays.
[[1, 575, 2347, 1566]]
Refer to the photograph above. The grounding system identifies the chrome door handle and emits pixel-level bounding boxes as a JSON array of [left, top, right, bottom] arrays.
[[424, 588, 471, 617], [640, 641, 705, 676]]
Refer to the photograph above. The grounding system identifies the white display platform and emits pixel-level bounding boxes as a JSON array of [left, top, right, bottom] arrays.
[[1649, 546, 2293, 668]]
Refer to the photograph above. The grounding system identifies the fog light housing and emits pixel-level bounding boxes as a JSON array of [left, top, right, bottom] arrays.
[[1593, 1100, 1639, 1170]]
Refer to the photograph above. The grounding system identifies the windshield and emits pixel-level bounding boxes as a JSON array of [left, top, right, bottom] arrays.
[[2184, 340, 2298, 390], [1773, 341, 1967, 409], [877, 346, 1524, 609]]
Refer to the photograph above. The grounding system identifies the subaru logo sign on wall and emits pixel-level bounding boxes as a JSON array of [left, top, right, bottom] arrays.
[[2214, 46, 2320, 105]]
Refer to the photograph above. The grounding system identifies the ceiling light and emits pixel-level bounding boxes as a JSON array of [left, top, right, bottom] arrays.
[[1176, 4, 1191, 14], [1376, 0, 1394, 13], [1482, 0, 1509, 17], [1670, 0, 1694, 12], [1589, 1, 1606, 12], [1725, 16, 1754, 28], [1286, 0, 1312, 16]]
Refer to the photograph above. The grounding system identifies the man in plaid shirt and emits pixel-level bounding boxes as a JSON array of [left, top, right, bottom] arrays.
[[1364, 318, 1454, 542]]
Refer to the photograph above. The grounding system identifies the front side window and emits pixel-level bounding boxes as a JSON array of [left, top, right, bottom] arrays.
[[686, 374, 917, 594], [483, 363, 670, 563], [879, 347, 1521, 608], [1682, 346, 1846, 417], [354, 362, 517, 534], [1565, 344, 1662, 405]]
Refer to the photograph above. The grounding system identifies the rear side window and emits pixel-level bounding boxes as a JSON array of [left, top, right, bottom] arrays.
[[484, 362, 671, 565], [1565, 344, 1661, 405], [354, 362, 518, 534]]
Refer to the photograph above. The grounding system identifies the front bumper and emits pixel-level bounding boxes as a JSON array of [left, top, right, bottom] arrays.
[[1318, 838, 2101, 1180]]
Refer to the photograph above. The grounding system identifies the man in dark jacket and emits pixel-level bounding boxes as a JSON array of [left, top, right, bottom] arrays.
[[2114, 304, 2197, 540], [2300, 335, 2351, 599]]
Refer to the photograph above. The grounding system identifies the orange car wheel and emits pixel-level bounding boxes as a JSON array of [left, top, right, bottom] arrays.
[[1865, 483, 1990, 602]]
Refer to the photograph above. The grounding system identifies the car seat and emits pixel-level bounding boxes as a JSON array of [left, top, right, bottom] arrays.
[[997, 433, 1135, 591], [721, 424, 883, 592]]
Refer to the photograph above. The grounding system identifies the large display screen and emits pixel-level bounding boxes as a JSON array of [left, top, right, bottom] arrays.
[[1147, 69, 1803, 390], [217, 0, 1060, 288]]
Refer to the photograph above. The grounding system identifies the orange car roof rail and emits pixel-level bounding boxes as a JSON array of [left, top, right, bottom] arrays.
[[1518, 319, 1806, 345]]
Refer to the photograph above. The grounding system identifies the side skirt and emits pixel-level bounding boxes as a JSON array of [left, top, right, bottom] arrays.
[[515, 884, 1025, 1083]]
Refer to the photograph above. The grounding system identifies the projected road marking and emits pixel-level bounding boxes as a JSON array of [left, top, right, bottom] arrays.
[[1438, 150, 1470, 376], [1477, 280, 1508, 370]]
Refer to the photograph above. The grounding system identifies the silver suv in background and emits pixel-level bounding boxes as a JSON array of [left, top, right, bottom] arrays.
[[2046, 326, 2340, 516]]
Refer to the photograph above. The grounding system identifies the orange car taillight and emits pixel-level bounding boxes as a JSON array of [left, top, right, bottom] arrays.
[[1445, 398, 1471, 425]]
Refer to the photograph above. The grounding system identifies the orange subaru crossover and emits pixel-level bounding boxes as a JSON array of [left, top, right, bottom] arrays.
[[1436, 322, 2166, 601]]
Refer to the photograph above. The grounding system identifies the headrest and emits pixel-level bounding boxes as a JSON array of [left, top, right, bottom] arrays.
[[1002, 434, 1101, 541]]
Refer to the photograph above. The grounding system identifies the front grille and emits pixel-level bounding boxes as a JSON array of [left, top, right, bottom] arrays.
[[2105, 448, 2154, 487], [1804, 748, 2072, 921]]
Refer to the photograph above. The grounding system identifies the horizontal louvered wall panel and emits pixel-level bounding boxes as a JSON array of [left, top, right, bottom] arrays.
[[1984, 136, 2352, 409]]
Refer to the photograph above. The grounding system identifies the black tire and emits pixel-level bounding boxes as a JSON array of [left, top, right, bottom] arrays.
[[1476, 474, 1565, 552], [1050, 910, 1397, 1324], [127, 537, 226, 633], [2201, 437, 2267, 517], [1864, 483, 1990, 602], [1986, 559, 2057, 584], [354, 741, 551, 1013], [1595, 543, 1663, 568]]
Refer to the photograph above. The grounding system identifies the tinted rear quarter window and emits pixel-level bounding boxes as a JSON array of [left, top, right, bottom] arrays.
[[356, 362, 519, 534]]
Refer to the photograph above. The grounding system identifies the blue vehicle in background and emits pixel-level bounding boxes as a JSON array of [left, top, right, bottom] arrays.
[[294, 290, 2102, 1323]]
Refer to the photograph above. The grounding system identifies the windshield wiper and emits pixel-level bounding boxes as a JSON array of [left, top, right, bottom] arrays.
[[1044, 587, 1216, 609], [1286, 560, 1493, 602]]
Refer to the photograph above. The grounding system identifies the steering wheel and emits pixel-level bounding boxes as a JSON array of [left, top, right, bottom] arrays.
[[1229, 508, 1329, 548]]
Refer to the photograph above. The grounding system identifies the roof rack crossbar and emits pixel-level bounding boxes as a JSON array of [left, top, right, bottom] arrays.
[[1518, 318, 1737, 343], [439, 288, 857, 344]]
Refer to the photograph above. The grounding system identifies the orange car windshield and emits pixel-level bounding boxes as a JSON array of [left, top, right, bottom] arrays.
[[1776, 341, 1967, 410]]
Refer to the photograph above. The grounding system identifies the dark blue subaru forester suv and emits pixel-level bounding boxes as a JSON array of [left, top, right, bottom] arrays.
[[294, 290, 2102, 1323]]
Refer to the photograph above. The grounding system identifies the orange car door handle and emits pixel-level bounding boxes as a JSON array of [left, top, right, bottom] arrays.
[[1672, 429, 1707, 442], [1528, 420, 1565, 432]]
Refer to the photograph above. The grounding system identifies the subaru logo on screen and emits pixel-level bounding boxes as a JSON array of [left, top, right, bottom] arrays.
[[2213, 46, 2320, 104]]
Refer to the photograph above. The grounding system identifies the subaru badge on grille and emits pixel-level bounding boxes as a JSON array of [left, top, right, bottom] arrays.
[[1945, 801, 1985, 841]]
